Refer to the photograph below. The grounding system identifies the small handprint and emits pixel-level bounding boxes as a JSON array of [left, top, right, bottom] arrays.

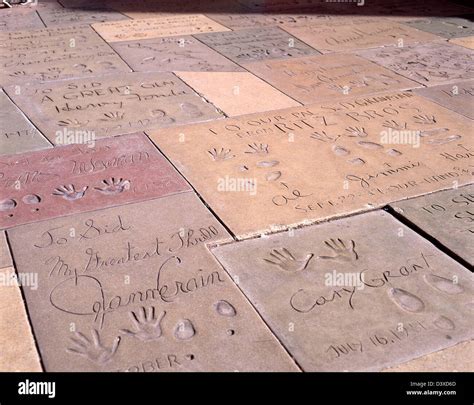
[[120, 307, 166, 342], [57, 118, 90, 127], [345, 127, 368, 138], [245, 143, 269, 154], [382, 120, 407, 130], [100, 111, 125, 122], [53, 184, 88, 201], [318, 238, 359, 262], [413, 114, 437, 125], [207, 147, 235, 161], [263, 248, 314, 272], [94, 178, 130, 195], [67, 329, 120, 364]]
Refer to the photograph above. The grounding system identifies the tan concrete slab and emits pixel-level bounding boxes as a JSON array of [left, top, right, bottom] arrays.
[[148, 91, 473, 238], [175, 71, 301, 116], [0, 89, 51, 155], [283, 21, 442, 54], [37, 6, 129, 27], [0, 8, 44, 32], [404, 16, 474, 39], [391, 185, 474, 266], [7, 194, 298, 372], [384, 340, 473, 372], [5, 72, 223, 141], [0, 133, 190, 229], [0, 231, 12, 269], [194, 27, 320, 64], [450, 36, 474, 50], [110, 36, 243, 73], [414, 80, 474, 119], [244, 54, 421, 104], [0, 26, 131, 85], [211, 210, 474, 371], [357, 42, 474, 86], [92, 14, 230, 43], [0, 266, 42, 371]]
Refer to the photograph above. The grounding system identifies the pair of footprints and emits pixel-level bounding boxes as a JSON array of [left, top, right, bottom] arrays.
[[388, 273, 465, 334], [53, 178, 130, 201], [263, 238, 358, 272]]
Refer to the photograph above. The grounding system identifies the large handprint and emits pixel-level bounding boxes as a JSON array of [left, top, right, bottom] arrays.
[[120, 306, 166, 342], [263, 248, 314, 272], [318, 238, 359, 262], [94, 178, 130, 195], [53, 184, 88, 201], [67, 329, 120, 364]]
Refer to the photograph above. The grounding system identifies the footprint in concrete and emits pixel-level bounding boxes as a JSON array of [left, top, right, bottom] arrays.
[[433, 315, 455, 331], [427, 134, 462, 145], [174, 319, 196, 340], [257, 160, 279, 168], [151, 109, 175, 125], [0, 199, 17, 211], [265, 171, 282, 181], [215, 300, 237, 317], [386, 148, 402, 157], [423, 274, 464, 295], [419, 128, 449, 137], [347, 157, 366, 166], [180, 102, 203, 118], [332, 145, 350, 156], [22, 194, 41, 204], [357, 141, 384, 150], [388, 288, 425, 313]]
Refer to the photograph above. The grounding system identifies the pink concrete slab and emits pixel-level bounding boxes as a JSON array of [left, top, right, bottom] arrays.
[[0, 89, 51, 155], [7, 194, 298, 371], [391, 185, 474, 266], [148, 91, 473, 238], [110, 36, 243, 73], [4, 72, 223, 141], [0, 133, 190, 229], [0, 26, 131, 85], [175, 71, 301, 116], [211, 210, 474, 371], [414, 80, 474, 119], [0, 8, 45, 32], [357, 42, 474, 86], [0, 266, 42, 371], [244, 54, 421, 104], [37, 6, 129, 27], [194, 27, 320, 64], [92, 14, 230, 43], [283, 21, 443, 54]]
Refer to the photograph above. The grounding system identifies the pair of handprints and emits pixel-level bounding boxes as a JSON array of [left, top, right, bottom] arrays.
[[53, 178, 130, 201], [263, 238, 359, 272]]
